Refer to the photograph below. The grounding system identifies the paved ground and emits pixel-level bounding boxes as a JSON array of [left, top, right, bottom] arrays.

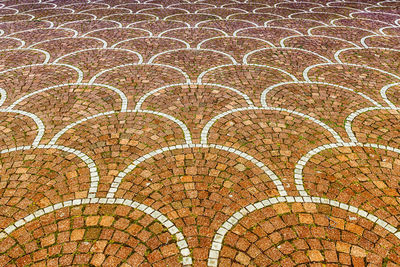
[[0, 0, 400, 266]]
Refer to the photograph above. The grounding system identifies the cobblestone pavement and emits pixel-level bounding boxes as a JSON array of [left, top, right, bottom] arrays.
[[1, 0, 400, 266]]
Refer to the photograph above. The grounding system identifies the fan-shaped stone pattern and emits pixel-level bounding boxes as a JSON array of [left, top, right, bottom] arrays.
[[229, 13, 281, 26], [223, 3, 268, 13], [264, 83, 373, 142], [0, 204, 181, 266], [0, 37, 23, 50], [104, 14, 156, 26], [0, 112, 38, 151], [42, 14, 95, 27], [65, 3, 110, 12], [115, 37, 187, 62], [9, 28, 75, 47], [116, 147, 279, 265], [386, 84, 400, 107], [0, 14, 32, 23], [167, 13, 220, 27], [0, 49, 46, 69], [0, 148, 90, 231], [81, 8, 131, 19], [333, 18, 392, 33], [266, 18, 325, 35], [339, 48, 400, 76], [170, 3, 212, 12], [13, 84, 123, 144], [9, 3, 53, 12], [197, 20, 256, 35], [290, 12, 345, 25], [152, 49, 233, 82], [208, 109, 336, 195], [199, 8, 246, 19], [304, 146, 400, 227], [61, 20, 120, 35], [218, 202, 400, 266], [141, 84, 249, 142], [310, 26, 373, 45], [352, 109, 400, 147], [0, 20, 50, 35], [311, 6, 363, 17], [254, 7, 303, 17], [86, 28, 150, 47], [368, 6, 400, 15], [352, 12, 400, 25], [25, 8, 73, 19], [116, 3, 161, 13], [138, 7, 187, 19], [130, 20, 189, 36], [247, 48, 327, 78], [33, 37, 106, 60], [161, 27, 224, 48], [306, 64, 399, 106], [201, 65, 293, 106], [200, 37, 270, 62], [0, 65, 79, 107], [277, 2, 321, 10], [283, 36, 355, 61], [58, 49, 141, 82], [364, 36, 400, 50], [55, 112, 186, 197], [236, 27, 299, 46], [93, 64, 187, 110]]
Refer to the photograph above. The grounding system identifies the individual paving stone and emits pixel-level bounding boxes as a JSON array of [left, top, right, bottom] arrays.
[[55, 112, 186, 197], [32, 37, 106, 60], [236, 27, 300, 46], [201, 65, 293, 106], [10, 28, 75, 47], [0, 112, 38, 150], [253, 7, 304, 17], [58, 49, 141, 82], [197, 20, 256, 35], [352, 109, 400, 148], [290, 12, 345, 25], [208, 109, 336, 195], [351, 12, 400, 25], [85, 28, 150, 47], [93, 64, 187, 109], [165, 13, 220, 27], [363, 36, 400, 50], [306, 64, 399, 106], [115, 37, 187, 62], [283, 36, 355, 61], [0, 65, 79, 107], [152, 49, 234, 82], [81, 8, 131, 19], [218, 202, 400, 266], [309, 26, 374, 46], [199, 36, 270, 62], [332, 18, 392, 33], [198, 8, 246, 19], [0, 14, 33, 23], [303, 146, 400, 228], [104, 14, 156, 26], [25, 8, 73, 19], [228, 13, 281, 26], [138, 7, 188, 19], [0, 204, 182, 266], [0, 49, 46, 69], [42, 14, 95, 27], [116, 147, 279, 265], [160, 27, 224, 48], [246, 48, 327, 78], [265, 18, 325, 35], [339, 48, 400, 75], [60, 20, 121, 36], [130, 20, 189, 36], [264, 83, 373, 142], [141, 84, 249, 142], [0, 148, 90, 231], [0, 20, 50, 35], [13, 84, 123, 143]]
